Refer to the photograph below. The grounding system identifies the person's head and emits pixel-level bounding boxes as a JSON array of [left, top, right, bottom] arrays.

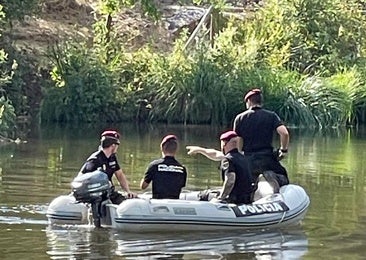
[[244, 88, 262, 109], [160, 134, 178, 156], [220, 130, 238, 154], [100, 130, 120, 153]]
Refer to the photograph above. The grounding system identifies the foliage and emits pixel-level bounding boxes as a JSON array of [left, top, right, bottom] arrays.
[[231, 0, 366, 75], [41, 0, 161, 123], [12, 0, 366, 128], [145, 35, 245, 125], [0, 96, 16, 137], [289, 0, 366, 74], [0, 0, 39, 24], [98, 0, 159, 18], [277, 68, 366, 128], [0, 4, 17, 137], [93, 0, 159, 55], [41, 42, 123, 123], [227, 0, 298, 69]]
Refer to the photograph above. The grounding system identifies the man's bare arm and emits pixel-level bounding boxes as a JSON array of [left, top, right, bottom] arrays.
[[186, 146, 224, 161], [218, 171, 236, 199], [140, 179, 149, 190], [277, 125, 289, 150]]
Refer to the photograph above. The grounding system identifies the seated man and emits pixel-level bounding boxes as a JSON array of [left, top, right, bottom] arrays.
[[78, 130, 136, 204], [186, 143, 281, 201], [140, 134, 187, 199], [213, 130, 253, 204]]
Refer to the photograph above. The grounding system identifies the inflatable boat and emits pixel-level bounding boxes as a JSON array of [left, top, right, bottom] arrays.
[[46, 171, 310, 232]]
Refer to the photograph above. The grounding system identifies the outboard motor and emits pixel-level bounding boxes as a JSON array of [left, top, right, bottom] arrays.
[[71, 170, 112, 227]]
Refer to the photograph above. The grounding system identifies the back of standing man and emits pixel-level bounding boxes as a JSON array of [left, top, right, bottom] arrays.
[[140, 135, 187, 199], [233, 88, 290, 186]]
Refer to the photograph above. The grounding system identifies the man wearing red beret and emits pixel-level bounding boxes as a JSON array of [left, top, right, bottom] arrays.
[[140, 134, 187, 199], [233, 88, 289, 186], [213, 130, 253, 204], [79, 130, 136, 204]]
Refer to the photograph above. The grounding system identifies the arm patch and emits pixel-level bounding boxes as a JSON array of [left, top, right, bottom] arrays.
[[221, 158, 229, 171]]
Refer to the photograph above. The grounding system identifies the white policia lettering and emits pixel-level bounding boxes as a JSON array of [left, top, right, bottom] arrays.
[[238, 202, 287, 215], [158, 164, 184, 173], [109, 161, 116, 166]]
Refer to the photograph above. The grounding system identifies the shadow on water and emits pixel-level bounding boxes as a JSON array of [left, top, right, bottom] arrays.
[[45, 225, 308, 260]]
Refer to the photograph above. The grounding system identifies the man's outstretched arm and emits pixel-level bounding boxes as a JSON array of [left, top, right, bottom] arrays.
[[186, 146, 224, 161]]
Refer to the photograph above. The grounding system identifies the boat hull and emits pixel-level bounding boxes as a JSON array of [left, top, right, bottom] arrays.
[[47, 184, 310, 232], [108, 184, 309, 232]]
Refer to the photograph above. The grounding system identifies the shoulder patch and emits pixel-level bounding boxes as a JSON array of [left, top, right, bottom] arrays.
[[221, 158, 229, 170]]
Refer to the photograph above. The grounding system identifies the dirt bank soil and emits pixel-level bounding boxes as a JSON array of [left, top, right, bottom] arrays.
[[10, 0, 216, 55]]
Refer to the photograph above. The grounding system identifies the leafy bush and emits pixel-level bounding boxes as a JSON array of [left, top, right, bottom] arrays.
[[41, 42, 122, 123], [0, 96, 16, 137], [281, 68, 366, 127], [0, 4, 17, 137], [37, 0, 366, 128], [0, 0, 39, 23]]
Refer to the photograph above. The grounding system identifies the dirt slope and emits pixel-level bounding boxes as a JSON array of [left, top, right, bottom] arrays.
[[10, 0, 208, 56]]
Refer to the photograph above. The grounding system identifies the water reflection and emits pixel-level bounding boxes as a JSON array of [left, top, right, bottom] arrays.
[[45, 226, 308, 260], [46, 226, 115, 260]]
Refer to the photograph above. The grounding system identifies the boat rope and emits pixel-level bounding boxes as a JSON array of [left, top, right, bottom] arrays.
[[278, 211, 286, 224]]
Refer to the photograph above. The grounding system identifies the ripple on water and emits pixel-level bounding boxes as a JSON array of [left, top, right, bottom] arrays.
[[0, 204, 49, 225]]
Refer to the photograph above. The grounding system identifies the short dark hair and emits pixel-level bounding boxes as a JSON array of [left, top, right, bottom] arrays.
[[100, 129, 120, 148], [162, 139, 178, 154], [244, 88, 263, 105], [101, 137, 119, 148], [249, 93, 262, 105]]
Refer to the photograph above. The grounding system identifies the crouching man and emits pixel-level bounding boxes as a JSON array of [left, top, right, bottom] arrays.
[[213, 131, 254, 204]]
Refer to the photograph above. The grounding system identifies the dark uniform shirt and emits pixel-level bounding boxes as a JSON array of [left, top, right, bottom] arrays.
[[79, 148, 125, 204], [80, 148, 120, 185], [220, 149, 253, 204], [143, 156, 187, 199], [234, 107, 283, 154], [233, 107, 289, 186]]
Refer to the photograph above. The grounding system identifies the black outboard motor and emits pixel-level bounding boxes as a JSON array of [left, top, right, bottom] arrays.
[[71, 170, 112, 227]]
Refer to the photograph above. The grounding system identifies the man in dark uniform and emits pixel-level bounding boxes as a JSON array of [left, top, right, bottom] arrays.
[[79, 130, 136, 204], [233, 88, 290, 186], [215, 130, 253, 204], [140, 134, 187, 199]]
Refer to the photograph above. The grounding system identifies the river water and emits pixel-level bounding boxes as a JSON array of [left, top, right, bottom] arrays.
[[0, 123, 365, 259]]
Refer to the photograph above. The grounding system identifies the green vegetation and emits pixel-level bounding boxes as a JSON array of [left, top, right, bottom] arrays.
[[0, 4, 16, 138], [3, 0, 366, 137]]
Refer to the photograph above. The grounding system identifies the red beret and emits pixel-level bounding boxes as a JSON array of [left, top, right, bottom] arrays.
[[220, 131, 238, 141], [244, 88, 262, 102], [101, 130, 120, 145], [101, 130, 120, 139], [161, 134, 177, 146]]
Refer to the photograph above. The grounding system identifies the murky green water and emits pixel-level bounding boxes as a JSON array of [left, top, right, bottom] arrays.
[[0, 124, 366, 259]]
